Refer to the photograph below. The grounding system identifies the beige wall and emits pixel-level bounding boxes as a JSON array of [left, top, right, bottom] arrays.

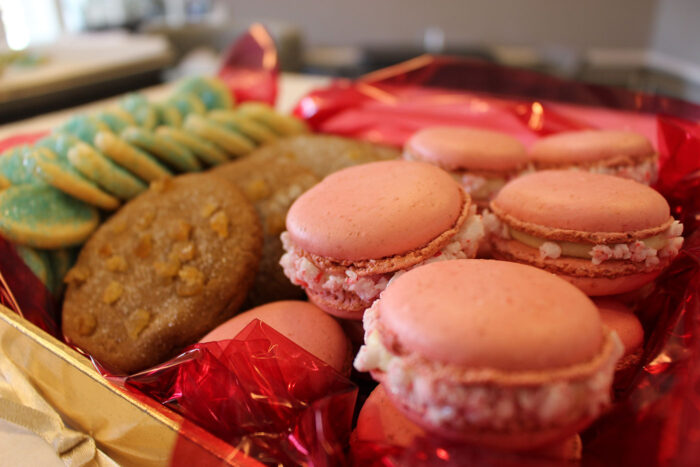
[[230, 0, 658, 50]]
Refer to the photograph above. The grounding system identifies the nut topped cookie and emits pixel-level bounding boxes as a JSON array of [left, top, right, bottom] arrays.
[[62, 173, 263, 374]]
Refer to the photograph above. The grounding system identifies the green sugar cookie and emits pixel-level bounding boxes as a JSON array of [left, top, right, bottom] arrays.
[[175, 76, 233, 110], [168, 93, 207, 117], [155, 126, 228, 166], [95, 131, 172, 182], [156, 102, 183, 128], [35, 133, 81, 162], [0, 184, 99, 248], [207, 110, 278, 144], [120, 93, 158, 130], [67, 141, 147, 200], [48, 247, 78, 294], [121, 126, 201, 172], [32, 147, 120, 210], [184, 115, 255, 158], [57, 115, 112, 144], [236, 102, 309, 136], [15, 245, 53, 288], [94, 109, 135, 133], [0, 145, 44, 186]]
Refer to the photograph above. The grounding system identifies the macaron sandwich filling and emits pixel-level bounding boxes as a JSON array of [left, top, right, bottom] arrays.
[[280, 203, 484, 304], [585, 156, 658, 186], [485, 212, 684, 267], [355, 300, 624, 435]]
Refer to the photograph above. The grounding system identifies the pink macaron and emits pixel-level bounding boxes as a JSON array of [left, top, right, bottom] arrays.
[[594, 298, 644, 373], [200, 300, 352, 374], [404, 126, 529, 207], [352, 385, 582, 461], [487, 170, 683, 296], [280, 160, 484, 319], [354, 259, 623, 450], [529, 129, 658, 185]]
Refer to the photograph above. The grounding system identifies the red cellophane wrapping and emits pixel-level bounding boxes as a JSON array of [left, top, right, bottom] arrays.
[[2, 40, 700, 466], [124, 320, 357, 466]]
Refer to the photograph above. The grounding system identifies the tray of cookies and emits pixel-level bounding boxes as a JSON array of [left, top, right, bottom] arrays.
[[2, 26, 700, 466]]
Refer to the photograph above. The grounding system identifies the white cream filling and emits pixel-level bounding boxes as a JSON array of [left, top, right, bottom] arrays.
[[487, 213, 683, 266], [579, 158, 658, 185], [280, 206, 484, 303], [355, 313, 624, 432]]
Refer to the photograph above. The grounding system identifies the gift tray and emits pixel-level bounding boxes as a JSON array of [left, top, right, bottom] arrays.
[[2, 27, 700, 466]]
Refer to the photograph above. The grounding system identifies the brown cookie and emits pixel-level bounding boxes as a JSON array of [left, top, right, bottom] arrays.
[[62, 173, 263, 374], [245, 134, 400, 178], [212, 153, 319, 306]]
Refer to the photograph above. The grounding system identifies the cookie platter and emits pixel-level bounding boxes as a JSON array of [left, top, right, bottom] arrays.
[[1, 62, 699, 465]]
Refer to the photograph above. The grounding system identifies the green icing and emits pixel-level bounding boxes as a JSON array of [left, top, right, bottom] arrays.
[[55, 116, 104, 145], [120, 93, 157, 128], [95, 111, 130, 133], [15, 245, 52, 286], [0, 145, 44, 185], [168, 93, 206, 117], [176, 76, 232, 110], [0, 185, 96, 228], [36, 133, 81, 161], [48, 247, 78, 294]]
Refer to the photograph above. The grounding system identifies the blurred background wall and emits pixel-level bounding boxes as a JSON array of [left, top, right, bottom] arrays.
[[0, 0, 698, 101]]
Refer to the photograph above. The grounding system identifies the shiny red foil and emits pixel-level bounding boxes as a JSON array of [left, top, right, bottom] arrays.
[[218, 23, 278, 106], [125, 320, 357, 466]]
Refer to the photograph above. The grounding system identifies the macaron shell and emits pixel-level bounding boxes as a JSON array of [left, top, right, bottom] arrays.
[[378, 259, 603, 371], [594, 299, 644, 356], [200, 300, 350, 374], [558, 270, 662, 296], [492, 170, 670, 233], [354, 384, 425, 447], [286, 160, 463, 261], [530, 130, 654, 166], [405, 126, 527, 172]]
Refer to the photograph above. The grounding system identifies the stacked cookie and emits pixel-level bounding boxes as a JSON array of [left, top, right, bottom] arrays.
[[0, 76, 308, 293]]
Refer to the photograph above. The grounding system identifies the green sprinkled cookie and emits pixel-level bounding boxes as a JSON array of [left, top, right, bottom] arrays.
[[67, 141, 147, 200], [32, 147, 120, 210], [175, 76, 233, 110], [15, 245, 53, 288], [94, 109, 136, 133], [0, 184, 99, 248], [156, 102, 183, 128], [48, 247, 78, 294], [207, 110, 278, 144], [236, 102, 309, 136], [168, 93, 207, 118], [0, 145, 44, 186], [120, 94, 158, 130], [121, 126, 201, 172], [184, 115, 255, 158], [57, 115, 112, 144], [155, 126, 228, 166], [94, 131, 172, 182], [35, 133, 82, 162]]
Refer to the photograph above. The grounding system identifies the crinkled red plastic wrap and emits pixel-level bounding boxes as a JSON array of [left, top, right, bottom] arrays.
[[124, 320, 357, 466]]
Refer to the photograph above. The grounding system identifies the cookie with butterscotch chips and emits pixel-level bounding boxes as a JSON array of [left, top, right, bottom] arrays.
[[62, 173, 263, 374], [245, 134, 400, 178], [212, 152, 319, 306]]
